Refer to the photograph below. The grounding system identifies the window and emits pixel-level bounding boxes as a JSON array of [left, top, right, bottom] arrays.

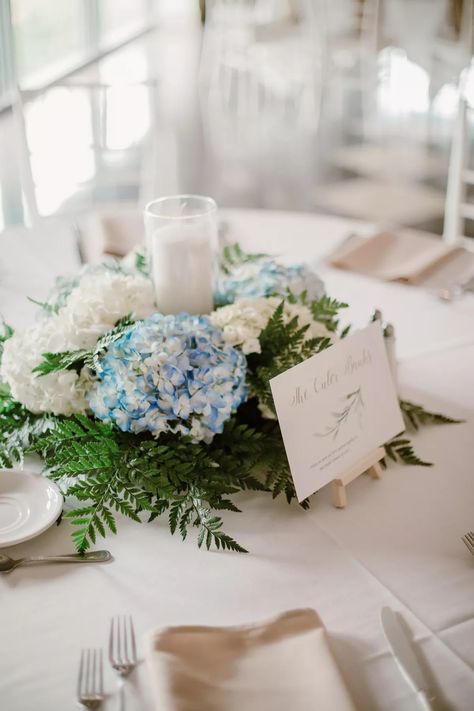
[[0, 2, 15, 110], [11, 0, 87, 88], [99, 0, 149, 48], [0, 1, 156, 107]]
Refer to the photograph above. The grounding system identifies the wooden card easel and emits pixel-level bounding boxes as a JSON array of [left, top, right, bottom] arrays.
[[331, 447, 384, 508]]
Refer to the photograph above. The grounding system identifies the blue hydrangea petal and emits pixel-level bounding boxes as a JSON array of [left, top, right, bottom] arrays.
[[88, 312, 248, 443], [215, 259, 324, 305]]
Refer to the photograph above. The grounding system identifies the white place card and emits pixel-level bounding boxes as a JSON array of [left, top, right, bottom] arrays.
[[270, 323, 404, 502]]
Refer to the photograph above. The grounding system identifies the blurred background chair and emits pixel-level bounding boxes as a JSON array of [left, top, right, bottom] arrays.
[[444, 92, 474, 242], [199, 0, 325, 208], [13, 77, 181, 262], [14, 80, 163, 225], [0, 0, 474, 246]]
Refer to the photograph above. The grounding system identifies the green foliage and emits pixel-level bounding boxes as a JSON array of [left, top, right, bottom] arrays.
[[33, 314, 136, 376], [0, 383, 54, 467], [168, 490, 248, 552], [248, 301, 332, 416], [27, 297, 61, 315], [220, 242, 270, 276], [400, 400, 463, 432], [0, 390, 462, 553], [381, 400, 462, 469], [134, 250, 150, 276], [1, 325, 53, 465], [308, 295, 349, 333], [383, 436, 432, 467], [30, 414, 276, 553], [32, 349, 91, 377], [27, 275, 80, 315], [0, 320, 14, 368], [261, 423, 309, 507]]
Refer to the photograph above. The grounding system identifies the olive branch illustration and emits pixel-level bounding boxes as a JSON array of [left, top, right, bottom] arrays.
[[314, 387, 365, 439]]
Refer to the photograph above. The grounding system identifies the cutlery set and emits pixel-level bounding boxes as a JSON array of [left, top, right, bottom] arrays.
[[77, 616, 137, 710], [75, 609, 437, 709], [6, 537, 469, 708]]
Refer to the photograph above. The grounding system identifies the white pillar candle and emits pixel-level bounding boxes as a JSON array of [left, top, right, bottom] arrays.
[[151, 223, 214, 315]]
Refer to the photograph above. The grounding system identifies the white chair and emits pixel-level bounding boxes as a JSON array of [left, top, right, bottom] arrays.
[[321, 0, 381, 141], [14, 80, 163, 227], [430, 0, 473, 106], [199, 0, 325, 206], [443, 95, 474, 242]]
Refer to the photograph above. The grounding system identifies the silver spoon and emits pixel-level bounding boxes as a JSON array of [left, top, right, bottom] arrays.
[[0, 550, 112, 573]]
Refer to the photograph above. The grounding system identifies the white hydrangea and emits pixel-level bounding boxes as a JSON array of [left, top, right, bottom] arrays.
[[210, 297, 330, 355], [59, 271, 155, 349], [0, 318, 91, 415], [0, 272, 156, 415]]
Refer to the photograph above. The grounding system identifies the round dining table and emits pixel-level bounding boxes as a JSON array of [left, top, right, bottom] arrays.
[[1, 208, 473, 711]]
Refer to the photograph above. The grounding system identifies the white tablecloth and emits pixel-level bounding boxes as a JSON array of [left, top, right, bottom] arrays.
[[1, 210, 473, 711]]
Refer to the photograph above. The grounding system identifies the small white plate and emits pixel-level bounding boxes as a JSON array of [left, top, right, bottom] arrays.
[[0, 470, 63, 548]]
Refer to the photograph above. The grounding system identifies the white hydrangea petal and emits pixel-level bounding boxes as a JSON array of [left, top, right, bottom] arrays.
[[0, 321, 90, 415]]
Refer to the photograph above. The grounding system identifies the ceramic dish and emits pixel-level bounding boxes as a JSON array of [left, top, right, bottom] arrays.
[[0, 470, 63, 547]]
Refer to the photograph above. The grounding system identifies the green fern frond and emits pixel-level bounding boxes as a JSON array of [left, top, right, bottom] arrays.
[[0, 384, 55, 467], [33, 314, 136, 376], [308, 295, 348, 332], [400, 400, 463, 432], [220, 243, 270, 275], [249, 301, 333, 417], [134, 250, 149, 276], [383, 437, 432, 467]]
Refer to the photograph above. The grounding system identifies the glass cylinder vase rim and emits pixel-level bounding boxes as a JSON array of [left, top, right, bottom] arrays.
[[144, 195, 218, 221]]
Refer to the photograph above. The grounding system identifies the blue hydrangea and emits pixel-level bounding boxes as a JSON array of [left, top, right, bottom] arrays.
[[88, 313, 248, 443], [215, 259, 324, 305]]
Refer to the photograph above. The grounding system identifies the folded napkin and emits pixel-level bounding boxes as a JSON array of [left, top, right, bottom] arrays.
[[145, 608, 355, 711], [329, 230, 472, 285], [77, 206, 144, 264]]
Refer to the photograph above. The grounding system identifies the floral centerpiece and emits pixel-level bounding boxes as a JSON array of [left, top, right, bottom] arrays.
[[0, 244, 458, 553]]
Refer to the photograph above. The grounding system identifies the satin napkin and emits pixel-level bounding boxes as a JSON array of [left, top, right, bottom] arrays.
[[329, 230, 472, 286], [144, 608, 356, 711]]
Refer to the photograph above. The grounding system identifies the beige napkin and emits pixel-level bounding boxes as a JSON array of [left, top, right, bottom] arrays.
[[145, 608, 356, 711], [329, 230, 472, 285], [77, 206, 144, 264]]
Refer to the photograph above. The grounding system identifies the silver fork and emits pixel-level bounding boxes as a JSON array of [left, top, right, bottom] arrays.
[[77, 648, 104, 709], [109, 616, 137, 711], [462, 531, 474, 556]]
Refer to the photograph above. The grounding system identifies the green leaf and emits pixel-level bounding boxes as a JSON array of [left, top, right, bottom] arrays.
[[27, 297, 61, 315], [248, 301, 333, 417], [399, 400, 463, 432], [32, 349, 90, 376], [0, 318, 14, 344], [134, 250, 150, 276], [308, 295, 348, 333], [0, 384, 55, 467], [221, 243, 270, 268], [33, 314, 137, 376], [383, 436, 432, 467], [0, 318, 14, 366]]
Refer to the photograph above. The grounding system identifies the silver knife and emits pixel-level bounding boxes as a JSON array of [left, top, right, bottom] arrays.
[[380, 607, 435, 711]]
